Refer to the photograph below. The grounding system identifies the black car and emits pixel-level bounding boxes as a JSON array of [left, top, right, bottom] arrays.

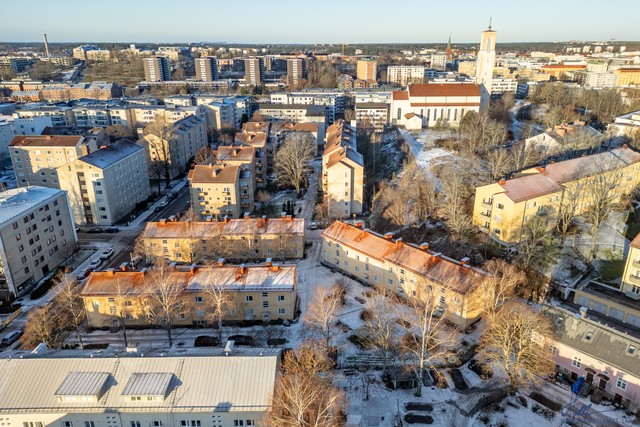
[[227, 335, 254, 346], [194, 335, 220, 347], [104, 227, 119, 234], [86, 228, 103, 234]]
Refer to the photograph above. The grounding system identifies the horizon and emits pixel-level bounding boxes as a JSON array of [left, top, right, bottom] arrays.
[[1, 0, 638, 44]]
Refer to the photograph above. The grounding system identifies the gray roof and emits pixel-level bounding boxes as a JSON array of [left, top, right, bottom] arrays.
[[0, 186, 65, 225], [55, 371, 111, 397], [121, 372, 174, 397], [547, 306, 640, 376], [80, 139, 143, 169], [0, 352, 279, 413]]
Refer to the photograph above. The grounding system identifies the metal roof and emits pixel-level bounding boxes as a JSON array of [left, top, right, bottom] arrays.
[[121, 372, 174, 397], [54, 371, 111, 397]]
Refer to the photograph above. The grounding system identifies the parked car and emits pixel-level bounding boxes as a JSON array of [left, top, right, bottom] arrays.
[[99, 248, 114, 260], [86, 228, 103, 234], [309, 222, 318, 230], [104, 227, 119, 234], [1, 330, 22, 346], [227, 335, 254, 346], [89, 258, 102, 269], [194, 335, 220, 347], [76, 268, 93, 281]]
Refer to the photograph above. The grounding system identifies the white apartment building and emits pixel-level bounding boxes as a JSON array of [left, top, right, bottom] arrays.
[[57, 140, 150, 226], [355, 103, 389, 132], [0, 349, 279, 427], [387, 65, 427, 86], [0, 187, 77, 299], [491, 78, 518, 96], [9, 135, 99, 188], [14, 107, 74, 127]]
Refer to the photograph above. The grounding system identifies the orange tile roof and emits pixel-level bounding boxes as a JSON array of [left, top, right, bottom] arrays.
[[215, 145, 255, 163], [235, 132, 267, 147], [407, 83, 480, 98], [10, 135, 84, 147], [242, 122, 271, 133], [271, 122, 318, 133], [499, 173, 562, 203], [392, 91, 409, 101], [142, 217, 304, 239], [188, 164, 240, 184], [541, 64, 586, 69], [321, 221, 486, 294]]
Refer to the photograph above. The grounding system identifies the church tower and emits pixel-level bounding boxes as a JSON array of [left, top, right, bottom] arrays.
[[475, 21, 496, 112]]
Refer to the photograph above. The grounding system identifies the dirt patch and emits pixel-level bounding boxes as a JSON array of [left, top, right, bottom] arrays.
[[405, 402, 433, 411], [529, 391, 562, 412], [449, 368, 469, 391], [404, 414, 434, 424]]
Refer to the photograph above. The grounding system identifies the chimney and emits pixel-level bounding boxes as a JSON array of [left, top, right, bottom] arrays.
[[159, 218, 166, 225], [384, 232, 393, 240], [419, 242, 429, 251], [623, 143, 629, 149], [223, 215, 230, 223], [460, 257, 470, 265], [107, 268, 116, 276], [579, 306, 588, 318], [119, 262, 128, 272], [169, 262, 177, 271], [433, 252, 442, 258], [244, 212, 250, 218], [286, 215, 293, 222], [538, 166, 546, 173], [354, 220, 364, 229], [395, 238, 403, 247], [265, 257, 272, 267], [270, 264, 281, 272], [281, 211, 287, 218], [498, 179, 506, 185], [217, 258, 225, 267], [189, 263, 197, 274]]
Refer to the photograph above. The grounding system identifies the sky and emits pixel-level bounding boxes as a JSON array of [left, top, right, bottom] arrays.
[[1, 0, 638, 44]]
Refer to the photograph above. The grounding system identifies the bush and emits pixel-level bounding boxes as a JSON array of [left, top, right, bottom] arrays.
[[360, 309, 372, 322], [30, 267, 64, 300], [331, 277, 351, 305]]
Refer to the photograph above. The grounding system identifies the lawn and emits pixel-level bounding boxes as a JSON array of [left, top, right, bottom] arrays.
[[598, 259, 625, 282], [624, 208, 640, 240]]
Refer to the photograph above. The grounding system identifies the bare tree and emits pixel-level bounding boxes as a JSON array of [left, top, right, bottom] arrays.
[[194, 146, 215, 165], [555, 181, 585, 238], [20, 304, 65, 349], [485, 147, 511, 181], [364, 291, 399, 375], [144, 115, 175, 187], [54, 273, 86, 349], [478, 301, 555, 392], [111, 278, 138, 348], [200, 271, 235, 345], [401, 282, 458, 397], [516, 216, 558, 274], [105, 124, 135, 142], [142, 259, 186, 346], [458, 112, 507, 153], [275, 132, 315, 196], [266, 340, 345, 427], [439, 165, 474, 236], [478, 259, 525, 318], [305, 287, 342, 348]]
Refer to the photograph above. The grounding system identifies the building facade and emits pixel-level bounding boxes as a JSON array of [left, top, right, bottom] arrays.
[[143, 56, 171, 82], [387, 66, 426, 86], [195, 57, 219, 81], [0, 187, 77, 300], [475, 27, 496, 111], [244, 57, 265, 86], [356, 59, 377, 82], [287, 58, 307, 86], [188, 164, 254, 220]]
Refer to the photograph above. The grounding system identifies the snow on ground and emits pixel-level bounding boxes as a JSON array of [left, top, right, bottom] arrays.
[[397, 128, 454, 187]]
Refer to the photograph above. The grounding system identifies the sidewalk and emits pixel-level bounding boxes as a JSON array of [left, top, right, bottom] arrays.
[[127, 178, 189, 229]]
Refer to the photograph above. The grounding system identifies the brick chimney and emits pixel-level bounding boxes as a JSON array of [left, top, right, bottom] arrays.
[[354, 220, 364, 229], [107, 268, 116, 276], [623, 143, 629, 149], [189, 263, 197, 274], [384, 232, 393, 240], [281, 212, 287, 218], [537, 166, 546, 173], [498, 179, 506, 185], [243, 212, 250, 218], [265, 257, 272, 267], [286, 215, 293, 222], [269, 264, 281, 272], [460, 257, 470, 265], [395, 238, 403, 247], [223, 215, 230, 223], [159, 218, 166, 225], [419, 242, 429, 251], [217, 258, 225, 267], [119, 262, 128, 272]]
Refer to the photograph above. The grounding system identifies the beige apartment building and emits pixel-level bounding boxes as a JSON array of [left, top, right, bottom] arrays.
[[80, 262, 297, 326], [140, 216, 304, 263], [57, 140, 150, 226], [244, 57, 265, 85], [138, 115, 207, 180], [357, 59, 377, 82], [387, 65, 426, 86], [188, 164, 254, 220], [0, 187, 77, 300], [214, 145, 259, 189], [0, 351, 279, 427], [321, 221, 487, 328], [473, 147, 640, 244], [322, 120, 364, 217], [234, 130, 270, 180], [9, 135, 99, 188], [195, 56, 219, 81]]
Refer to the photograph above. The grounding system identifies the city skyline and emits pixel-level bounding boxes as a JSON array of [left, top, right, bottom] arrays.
[[1, 0, 638, 44]]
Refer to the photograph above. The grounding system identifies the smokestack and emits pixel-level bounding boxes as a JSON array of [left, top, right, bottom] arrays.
[[43, 34, 50, 58]]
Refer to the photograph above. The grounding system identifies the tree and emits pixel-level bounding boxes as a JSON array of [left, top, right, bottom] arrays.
[[55, 273, 86, 349], [516, 216, 559, 277], [194, 146, 215, 165], [142, 259, 186, 346], [401, 283, 458, 397], [458, 112, 507, 153], [266, 340, 345, 427], [20, 304, 65, 349], [274, 132, 315, 196], [144, 115, 175, 187], [478, 259, 525, 318], [364, 292, 399, 374], [439, 164, 474, 236], [200, 271, 235, 346], [555, 181, 585, 238], [110, 278, 140, 348], [305, 286, 342, 349], [478, 301, 555, 392], [105, 124, 135, 142]]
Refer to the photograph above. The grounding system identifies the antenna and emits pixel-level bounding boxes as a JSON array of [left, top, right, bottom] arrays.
[[489, 17, 492, 30]]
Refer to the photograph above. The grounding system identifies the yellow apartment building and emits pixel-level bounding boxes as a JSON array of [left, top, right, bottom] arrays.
[[614, 68, 640, 87], [321, 221, 487, 328], [80, 262, 297, 327], [140, 216, 304, 263], [214, 145, 260, 189], [188, 163, 254, 220], [473, 147, 640, 244]]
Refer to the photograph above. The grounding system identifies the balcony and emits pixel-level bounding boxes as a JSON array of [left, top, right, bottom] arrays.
[[633, 260, 640, 269], [480, 199, 492, 209], [480, 211, 491, 218], [629, 274, 640, 286]]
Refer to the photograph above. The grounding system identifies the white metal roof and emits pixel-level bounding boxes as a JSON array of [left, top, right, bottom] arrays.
[[121, 372, 174, 397], [54, 371, 111, 397]]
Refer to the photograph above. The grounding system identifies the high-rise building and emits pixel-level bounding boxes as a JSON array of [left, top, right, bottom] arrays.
[[356, 59, 377, 81], [195, 56, 219, 81], [244, 57, 265, 86], [287, 58, 307, 86], [143, 56, 171, 82], [475, 24, 496, 112]]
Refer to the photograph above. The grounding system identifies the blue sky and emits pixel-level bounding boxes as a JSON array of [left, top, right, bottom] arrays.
[[1, 0, 638, 43]]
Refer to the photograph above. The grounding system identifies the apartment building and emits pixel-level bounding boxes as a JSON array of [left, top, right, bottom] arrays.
[[188, 164, 253, 220], [140, 216, 304, 263], [614, 68, 640, 87], [244, 57, 265, 85], [287, 58, 307, 86], [390, 83, 481, 129], [80, 262, 297, 325], [40, 82, 121, 101], [9, 135, 99, 188], [138, 115, 207, 180], [609, 109, 640, 138], [322, 120, 364, 216], [270, 122, 321, 156], [355, 103, 389, 132], [0, 187, 77, 300], [357, 59, 377, 81], [13, 106, 74, 127], [57, 139, 150, 226], [540, 64, 587, 80], [547, 306, 640, 410], [72, 45, 110, 60], [214, 145, 259, 190], [0, 350, 279, 427], [321, 221, 487, 328], [387, 65, 426, 86], [195, 56, 219, 81], [143, 56, 171, 82], [473, 147, 640, 244]]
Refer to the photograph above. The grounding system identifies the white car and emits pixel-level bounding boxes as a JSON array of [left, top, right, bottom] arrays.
[[99, 248, 114, 260], [89, 258, 102, 269]]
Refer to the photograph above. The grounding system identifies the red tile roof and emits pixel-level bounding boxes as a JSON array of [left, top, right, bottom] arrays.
[[10, 135, 84, 147], [392, 91, 409, 101]]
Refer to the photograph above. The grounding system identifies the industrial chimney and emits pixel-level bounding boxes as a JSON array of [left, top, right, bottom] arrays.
[[43, 33, 50, 58]]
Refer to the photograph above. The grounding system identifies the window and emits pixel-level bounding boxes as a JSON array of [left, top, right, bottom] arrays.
[[234, 421, 244, 427], [131, 422, 141, 427], [439, 296, 446, 304], [262, 301, 269, 308], [64, 422, 73, 427], [584, 332, 594, 342], [387, 278, 393, 285], [616, 376, 628, 390], [246, 296, 253, 302], [628, 345, 637, 355], [572, 356, 581, 368], [153, 422, 162, 427], [196, 310, 205, 316], [497, 203, 504, 209], [195, 296, 203, 303], [632, 285, 640, 295], [277, 295, 285, 302], [84, 422, 95, 427]]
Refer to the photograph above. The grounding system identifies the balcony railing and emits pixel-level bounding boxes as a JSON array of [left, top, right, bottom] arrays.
[[629, 274, 640, 285], [480, 211, 491, 218], [633, 260, 640, 269], [480, 199, 492, 209]]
